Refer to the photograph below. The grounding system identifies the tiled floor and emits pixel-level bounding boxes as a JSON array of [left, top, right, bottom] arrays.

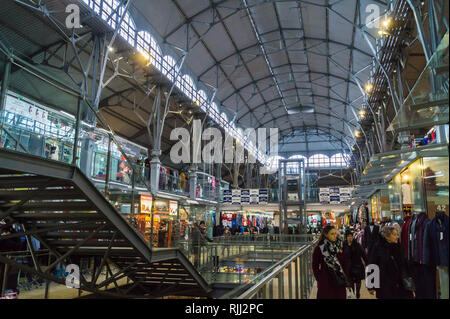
[[308, 280, 376, 299]]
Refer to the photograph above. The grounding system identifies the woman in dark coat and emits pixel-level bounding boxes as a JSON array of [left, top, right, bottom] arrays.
[[343, 230, 367, 298], [312, 225, 351, 299], [368, 225, 415, 299]]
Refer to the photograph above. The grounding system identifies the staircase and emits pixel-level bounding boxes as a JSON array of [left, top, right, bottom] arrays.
[[0, 148, 211, 298]]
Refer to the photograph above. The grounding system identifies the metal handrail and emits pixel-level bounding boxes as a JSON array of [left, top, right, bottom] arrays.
[[0, 124, 29, 153], [236, 244, 312, 299], [220, 239, 316, 299]]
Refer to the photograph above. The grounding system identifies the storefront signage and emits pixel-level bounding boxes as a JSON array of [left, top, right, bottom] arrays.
[[140, 195, 153, 214], [319, 187, 353, 204], [223, 190, 232, 203], [232, 189, 241, 205], [154, 200, 169, 212], [169, 201, 178, 216], [223, 189, 269, 205]]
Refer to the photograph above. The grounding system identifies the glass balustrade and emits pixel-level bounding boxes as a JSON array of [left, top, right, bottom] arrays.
[[219, 241, 316, 299], [0, 95, 184, 247]]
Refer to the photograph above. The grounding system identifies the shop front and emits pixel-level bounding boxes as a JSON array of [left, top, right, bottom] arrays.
[[220, 210, 274, 235], [306, 213, 322, 233], [135, 195, 181, 247], [377, 155, 449, 220]]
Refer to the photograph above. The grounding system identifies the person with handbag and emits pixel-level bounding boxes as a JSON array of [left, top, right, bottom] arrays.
[[368, 225, 415, 299], [343, 230, 367, 299], [312, 225, 352, 299]]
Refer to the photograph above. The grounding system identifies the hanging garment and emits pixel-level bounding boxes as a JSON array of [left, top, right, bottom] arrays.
[[429, 212, 449, 266], [231, 214, 237, 228], [401, 215, 412, 257], [422, 220, 433, 265], [410, 263, 437, 299], [412, 213, 428, 263], [408, 214, 418, 261], [180, 172, 186, 189], [363, 224, 380, 255]]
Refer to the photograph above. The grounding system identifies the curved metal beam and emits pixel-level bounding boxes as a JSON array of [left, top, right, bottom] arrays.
[[235, 93, 360, 124], [278, 126, 351, 141], [198, 34, 372, 78], [259, 112, 358, 132], [220, 70, 356, 103], [276, 126, 355, 153], [162, 0, 233, 41]]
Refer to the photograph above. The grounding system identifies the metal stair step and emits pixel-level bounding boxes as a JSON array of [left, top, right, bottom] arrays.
[[0, 189, 85, 200], [0, 176, 72, 189], [1, 202, 97, 212], [12, 212, 103, 220], [47, 240, 130, 247], [45, 231, 124, 239]]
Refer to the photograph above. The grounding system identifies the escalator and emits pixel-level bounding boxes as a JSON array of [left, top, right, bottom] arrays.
[[0, 148, 211, 298]]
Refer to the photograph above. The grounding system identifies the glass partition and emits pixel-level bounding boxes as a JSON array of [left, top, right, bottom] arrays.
[[0, 91, 188, 249], [388, 32, 448, 132], [388, 174, 402, 219], [196, 172, 216, 201], [400, 159, 426, 214]]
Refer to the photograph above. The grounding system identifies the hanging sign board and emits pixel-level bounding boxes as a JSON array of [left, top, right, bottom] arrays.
[[223, 189, 269, 205], [140, 195, 153, 214]]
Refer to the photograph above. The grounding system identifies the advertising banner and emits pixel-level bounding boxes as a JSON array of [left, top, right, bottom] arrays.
[[169, 201, 178, 216], [140, 195, 153, 214], [223, 189, 269, 205]]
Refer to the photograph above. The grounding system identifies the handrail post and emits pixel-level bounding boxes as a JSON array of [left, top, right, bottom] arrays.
[[104, 135, 112, 198], [72, 97, 82, 166], [294, 257, 299, 299]]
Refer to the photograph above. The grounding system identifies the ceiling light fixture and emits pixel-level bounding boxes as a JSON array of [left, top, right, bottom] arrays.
[[364, 83, 374, 94], [359, 110, 366, 119], [140, 51, 151, 61], [382, 18, 391, 28]]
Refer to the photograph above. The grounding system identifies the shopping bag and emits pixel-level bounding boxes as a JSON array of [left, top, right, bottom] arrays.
[[346, 289, 356, 299]]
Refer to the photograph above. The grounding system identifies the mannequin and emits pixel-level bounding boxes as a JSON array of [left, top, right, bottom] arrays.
[[363, 221, 380, 256]]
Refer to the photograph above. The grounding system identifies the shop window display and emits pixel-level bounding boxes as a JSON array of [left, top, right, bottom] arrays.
[[370, 192, 381, 222], [422, 157, 449, 219], [388, 174, 402, 217], [401, 159, 426, 213]]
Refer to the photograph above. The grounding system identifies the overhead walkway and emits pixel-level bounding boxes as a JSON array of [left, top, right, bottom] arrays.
[[0, 148, 211, 298]]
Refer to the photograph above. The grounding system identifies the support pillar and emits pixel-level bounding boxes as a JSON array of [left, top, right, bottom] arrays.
[[436, 124, 449, 144], [232, 163, 239, 189], [215, 163, 222, 225], [150, 149, 161, 193], [189, 164, 198, 199], [0, 59, 11, 112]]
